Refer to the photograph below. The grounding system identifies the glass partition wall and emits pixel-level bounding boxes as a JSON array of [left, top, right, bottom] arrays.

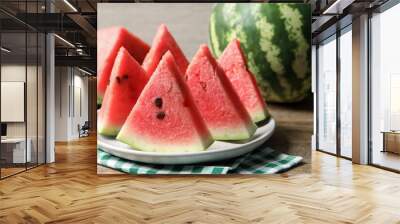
[[316, 26, 353, 159], [339, 26, 352, 159], [370, 3, 400, 171], [0, 30, 28, 177], [317, 35, 337, 155], [315, 1, 400, 171], [0, 2, 46, 179]]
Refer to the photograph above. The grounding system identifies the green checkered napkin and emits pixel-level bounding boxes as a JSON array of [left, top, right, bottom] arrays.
[[97, 146, 302, 175]]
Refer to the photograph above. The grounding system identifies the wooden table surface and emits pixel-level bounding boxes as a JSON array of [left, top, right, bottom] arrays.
[[98, 97, 314, 175]]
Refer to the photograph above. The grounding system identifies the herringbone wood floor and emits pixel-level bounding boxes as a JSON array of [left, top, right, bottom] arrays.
[[0, 134, 400, 223]]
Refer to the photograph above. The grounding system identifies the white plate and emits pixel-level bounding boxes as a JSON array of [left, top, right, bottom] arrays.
[[98, 118, 275, 165]]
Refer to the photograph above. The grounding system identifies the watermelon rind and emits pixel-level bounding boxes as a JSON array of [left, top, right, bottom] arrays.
[[117, 131, 213, 153], [253, 110, 270, 124], [211, 126, 256, 141], [98, 122, 119, 137]]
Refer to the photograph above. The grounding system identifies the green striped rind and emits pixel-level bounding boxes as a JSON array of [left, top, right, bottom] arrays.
[[97, 97, 102, 107], [252, 108, 270, 123], [117, 130, 214, 153], [98, 121, 120, 137], [210, 121, 257, 141], [209, 3, 311, 103]]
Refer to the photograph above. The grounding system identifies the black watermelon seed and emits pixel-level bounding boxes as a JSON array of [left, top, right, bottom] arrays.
[[154, 97, 163, 108], [200, 81, 207, 91], [116, 76, 121, 83], [156, 111, 166, 120], [123, 74, 129, 80]]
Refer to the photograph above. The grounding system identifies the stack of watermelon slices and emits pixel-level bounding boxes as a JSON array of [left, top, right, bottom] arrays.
[[97, 27, 150, 105], [98, 24, 270, 153]]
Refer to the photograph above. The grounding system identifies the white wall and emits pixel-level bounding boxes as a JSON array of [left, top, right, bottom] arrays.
[[55, 66, 69, 141], [98, 3, 213, 60], [1, 65, 26, 140], [71, 73, 89, 138], [1, 65, 37, 138], [54, 67, 89, 141]]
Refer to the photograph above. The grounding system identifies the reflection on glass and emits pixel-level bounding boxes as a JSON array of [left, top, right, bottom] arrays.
[[340, 28, 352, 158], [1, 31, 27, 177], [0, 1, 47, 179], [371, 4, 400, 171], [390, 75, 400, 131], [317, 36, 337, 154]]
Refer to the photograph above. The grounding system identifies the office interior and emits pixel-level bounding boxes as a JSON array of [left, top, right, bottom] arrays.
[[312, 0, 400, 172], [0, 1, 399, 222], [0, 0, 398, 178], [0, 0, 97, 179]]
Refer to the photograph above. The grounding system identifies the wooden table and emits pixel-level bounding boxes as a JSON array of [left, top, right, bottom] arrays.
[[381, 131, 400, 154], [98, 98, 314, 174]]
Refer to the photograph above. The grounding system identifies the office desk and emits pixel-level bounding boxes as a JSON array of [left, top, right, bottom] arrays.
[[1, 138, 31, 163]]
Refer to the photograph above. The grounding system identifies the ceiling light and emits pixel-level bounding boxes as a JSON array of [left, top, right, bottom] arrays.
[[323, 0, 341, 14], [63, 0, 78, 12], [76, 48, 87, 56], [54, 34, 75, 48], [322, 0, 354, 15], [1, 47, 11, 53], [78, 67, 93, 76]]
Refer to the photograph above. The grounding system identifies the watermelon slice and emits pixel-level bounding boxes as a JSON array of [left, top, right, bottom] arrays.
[[98, 47, 148, 136], [97, 27, 150, 104], [218, 39, 270, 123], [185, 44, 256, 140], [142, 24, 189, 78], [117, 51, 213, 153]]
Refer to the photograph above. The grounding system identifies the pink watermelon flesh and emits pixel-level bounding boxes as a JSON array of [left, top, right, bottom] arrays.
[[117, 51, 213, 153], [97, 27, 150, 103], [142, 24, 189, 78], [218, 39, 269, 123], [99, 47, 148, 136], [185, 44, 256, 140]]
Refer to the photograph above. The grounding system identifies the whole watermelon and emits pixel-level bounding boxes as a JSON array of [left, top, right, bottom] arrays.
[[209, 3, 311, 103]]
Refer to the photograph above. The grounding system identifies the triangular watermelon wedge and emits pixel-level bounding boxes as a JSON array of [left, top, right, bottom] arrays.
[[218, 39, 270, 123], [98, 47, 148, 136], [142, 24, 189, 78], [117, 51, 213, 153], [185, 44, 256, 140], [97, 27, 150, 104]]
